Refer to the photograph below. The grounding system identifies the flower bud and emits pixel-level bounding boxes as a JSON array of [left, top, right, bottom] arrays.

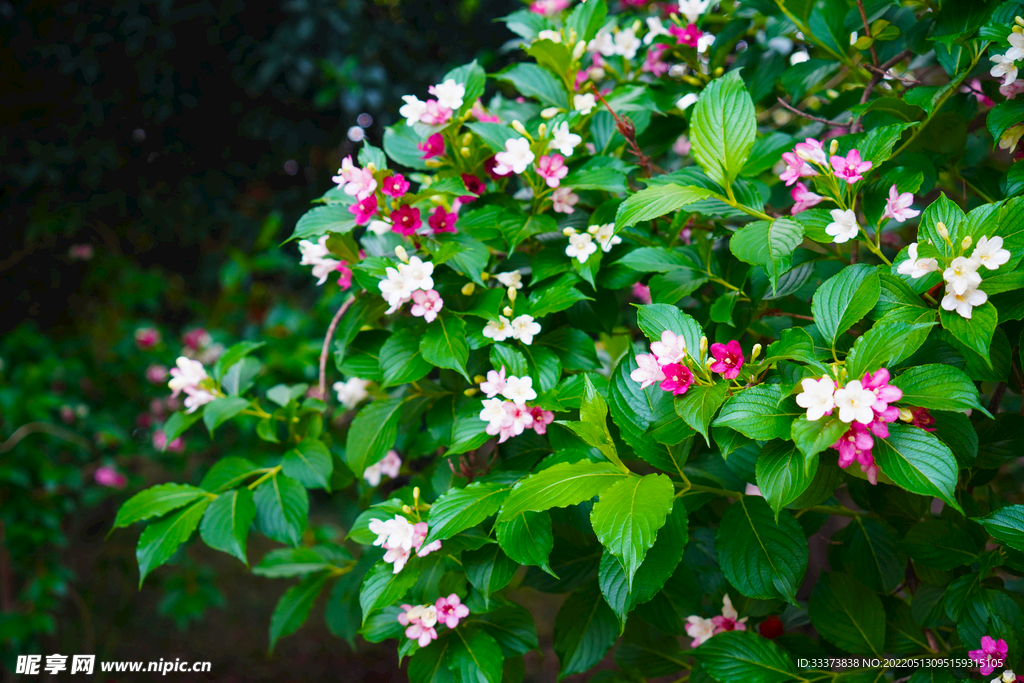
[[461, 132, 473, 146], [590, 67, 606, 81], [898, 407, 914, 423], [429, 194, 445, 205], [481, 271, 490, 281], [538, 123, 547, 138], [395, 245, 409, 263], [751, 343, 762, 361], [961, 235, 972, 250], [425, 158, 444, 168], [936, 222, 949, 239], [511, 119, 529, 136], [503, 306, 513, 317], [1015, 24, 1024, 35], [365, 162, 377, 174], [413, 486, 421, 501], [508, 287, 517, 301], [573, 40, 587, 60], [1016, 15, 1024, 26], [563, 227, 577, 236], [541, 107, 561, 119], [464, 388, 479, 397], [461, 282, 476, 296], [795, 148, 815, 163], [460, 147, 471, 158], [402, 505, 414, 514], [829, 139, 839, 155], [713, 66, 724, 77], [474, 375, 487, 384], [699, 336, 708, 357], [682, 75, 702, 86]]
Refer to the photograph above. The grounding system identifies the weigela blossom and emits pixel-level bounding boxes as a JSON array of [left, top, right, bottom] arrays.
[[333, 377, 371, 409], [146, 364, 168, 384], [549, 121, 582, 156], [686, 616, 716, 647], [382, 174, 409, 198], [644, 17, 672, 45], [299, 235, 343, 285], [588, 223, 622, 252], [135, 327, 161, 349], [796, 377, 836, 421], [630, 353, 666, 389], [1009, 30, 1024, 61], [399, 95, 428, 125], [651, 330, 687, 364], [969, 636, 1009, 677], [566, 231, 598, 263], [1000, 123, 1024, 152], [882, 185, 920, 222], [168, 357, 208, 397], [711, 594, 748, 635], [573, 93, 597, 115], [379, 267, 413, 311], [779, 152, 816, 186], [536, 154, 569, 188], [399, 256, 435, 292], [941, 283, 988, 319], [420, 100, 453, 126], [537, 29, 562, 43], [482, 316, 514, 342], [973, 236, 1011, 270], [896, 243, 940, 279], [152, 430, 186, 453], [944, 256, 982, 295], [495, 270, 524, 290], [370, 517, 441, 574], [677, 0, 710, 23], [790, 183, 823, 214], [410, 289, 443, 323], [832, 422, 880, 484], [418, 133, 445, 159], [993, 670, 1017, 683], [991, 53, 1019, 86], [348, 194, 379, 225], [709, 340, 744, 379], [183, 328, 213, 351], [794, 138, 828, 166], [435, 594, 470, 629], [529, 406, 555, 434], [95, 466, 127, 488], [481, 367, 507, 398], [510, 314, 542, 345], [460, 173, 486, 202], [428, 79, 466, 111], [340, 165, 377, 200], [494, 137, 536, 175], [825, 209, 860, 244], [428, 206, 457, 234], [862, 369, 902, 413], [676, 93, 699, 111], [363, 450, 402, 487], [391, 205, 423, 236], [470, 100, 500, 123], [830, 149, 873, 184], [660, 363, 694, 395], [529, 0, 569, 15], [1001, 78, 1024, 99], [833, 380, 878, 424], [552, 186, 580, 214], [398, 604, 438, 647], [670, 24, 703, 48], [502, 375, 538, 403]]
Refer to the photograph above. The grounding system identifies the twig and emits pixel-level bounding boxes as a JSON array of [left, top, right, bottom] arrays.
[[590, 86, 662, 177], [0, 422, 94, 453], [775, 98, 851, 128], [988, 382, 1007, 414], [861, 63, 920, 87], [854, 0, 880, 68], [318, 294, 357, 400], [852, 49, 913, 133]]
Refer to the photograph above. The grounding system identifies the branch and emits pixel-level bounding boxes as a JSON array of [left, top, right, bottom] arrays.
[[590, 86, 662, 177], [0, 422, 94, 453], [854, 0, 879, 67], [775, 98, 851, 128], [852, 49, 912, 133], [318, 294, 357, 401]]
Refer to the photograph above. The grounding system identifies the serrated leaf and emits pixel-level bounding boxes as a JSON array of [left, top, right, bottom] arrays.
[[674, 382, 729, 446], [890, 364, 987, 414], [974, 505, 1024, 553], [136, 499, 211, 587], [496, 510, 555, 575], [809, 572, 885, 656], [713, 385, 800, 441], [254, 474, 309, 547], [811, 264, 881, 351], [114, 483, 209, 529], [692, 630, 797, 683], [359, 560, 419, 626], [614, 184, 715, 230], [346, 398, 405, 477], [421, 314, 470, 380], [497, 461, 629, 522], [552, 584, 618, 680], [755, 440, 818, 519], [202, 396, 250, 435], [424, 482, 512, 544], [449, 628, 504, 683], [872, 423, 962, 514], [729, 218, 804, 294], [270, 573, 330, 651], [691, 70, 756, 188], [282, 438, 334, 492], [199, 488, 256, 566]]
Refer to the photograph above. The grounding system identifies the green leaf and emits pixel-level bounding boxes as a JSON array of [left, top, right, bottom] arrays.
[[974, 505, 1024, 553], [464, 544, 518, 608], [359, 560, 419, 626], [253, 546, 348, 577], [267, 383, 308, 408], [756, 441, 818, 519], [890, 364, 986, 414], [692, 630, 797, 683], [421, 314, 470, 380], [556, 375, 625, 471], [114, 483, 209, 529], [565, 0, 607, 41], [212, 341, 265, 381], [290, 204, 357, 242], [199, 456, 261, 492], [690, 70, 757, 188], [614, 184, 715, 230], [494, 63, 568, 109], [790, 416, 847, 462], [763, 327, 823, 367], [202, 396, 250, 435], [497, 461, 630, 522], [590, 474, 674, 591], [845, 321, 936, 379], [199, 488, 256, 566], [424, 482, 512, 544], [136, 499, 211, 587], [465, 603, 539, 656], [282, 438, 334, 492], [496, 510, 555, 575], [380, 328, 433, 388], [872, 424, 963, 514], [552, 584, 619, 680], [919, 193, 965, 259], [713, 385, 800, 441], [449, 628, 504, 683], [345, 398, 404, 477], [254, 474, 309, 547], [940, 303, 998, 367], [636, 304, 704, 362], [811, 264, 881, 350], [443, 59, 486, 116], [616, 247, 692, 273], [729, 218, 804, 295], [269, 573, 330, 652], [715, 497, 808, 603], [674, 382, 729, 446], [839, 518, 905, 593], [383, 124, 429, 171], [160, 411, 201, 446], [527, 285, 591, 318], [808, 572, 886, 656], [988, 99, 1024, 144], [904, 520, 979, 570]]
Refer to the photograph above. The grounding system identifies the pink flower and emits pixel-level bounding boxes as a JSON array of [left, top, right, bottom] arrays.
[[391, 205, 422, 236], [493, 402, 534, 443], [660, 363, 694, 395], [470, 100, 500, 123], [882, 184, 920, 223], [182, 328, 211, 351], [709, 340, 744, 379], [529, 0, 570, 15], [460, 174, 486, 202], [961, 79, 995, 108], [343, 166, 377, 200], [710, 595, 748, 634], [643, 45, 669, 76], [336, 261, 353, 290], [632, 282, 652, 304], [481, 367, 507, 398], [830, 149, 872, 184], [134, 327, 161, 349], [790, 182, 823, 214], [551, 186, 579, 214], [530, 406, 555, 434], [435, 594, 470, 629], [1000, 78, 1024, 100], [969, 636, 1008, 676], [670, 23, 703, 48], [833, 423, 874, 468], [94, 466, 127, 488], [910, 407, 936, 432], [418, 133, 445, 159], [420, 100, 452, 126], [794, 138, 828, 165], [630, 354, 666, 389], [69, 244, 94, 260], [382, 174, 409, 198], [379, 450, 402, 479], [779, 152, 816, 186], [483, 155, 506, 179], [145, 364, 168, 384], [152, 430, 185, 453], [535, 154, 569, 188], [861, 368, 903, 412], [348, 194, 379, 225], [410, 289, 443, 323], [428, 206, 457, 234]]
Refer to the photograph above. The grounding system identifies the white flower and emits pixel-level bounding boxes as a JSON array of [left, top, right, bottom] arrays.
[[833, 380, 878, 425], [676, 93, 699, 111], [696, 32, 716, 54], [825, 209, 860, 243], [973, 235, 1011, 270], [549, 121, 582, 156], [364, 451, 402, 486], [333, 377, 371, 409], [399, 95, 428, 125], [384, 545, 411, 573], [368, 218, 392, 235], [483, 316, 514, 342], [379, 266, 413, 310], [480, 398, 508, 427], [510, 315, 542, 345], [796, 377, 836, 421], [588, 223, 621, 252], [999, 669, 1017, 683], [630, 353, 666, 389], [552, 186, 580, 214], [298, 235, 342, 285], [573, 93, 597, 115], [943, 255, 982, 295], [613, 28, 641, 60], [650, 330, 687, 364], [992, 54, 1020, 86], [429, 79, 466, 110], [1000, 123, 1024, 151], [566, 232, 598, 263], [790, 50, 810, 65], [494, 137, 536, 175], [644, 17, 671, 45], [721, 594, 747, 624], [589, 29, 617, 57], [168, 357, 208, 397], [183, 388, 216, 413], [369, 515, 416, 551], [495, 270, 524, 290], [537, 29, 562, 43], [398, 256, 435, 292], [502, 375, 538, 403], [941, 283, 988, 319], [678, 0, 710, 23], [685, 616, 716, 647], [363, 461, 384, 487], [1009, 32, 1024, 62], [896, 243, 940, 279]]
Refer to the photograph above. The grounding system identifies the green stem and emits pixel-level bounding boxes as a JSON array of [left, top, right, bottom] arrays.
[[247, 465, 282, 490]]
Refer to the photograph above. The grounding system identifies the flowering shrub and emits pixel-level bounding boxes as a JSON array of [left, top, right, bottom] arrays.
[[114, 0, 1024, 680]]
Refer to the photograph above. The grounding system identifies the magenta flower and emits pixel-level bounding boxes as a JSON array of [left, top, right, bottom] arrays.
[[643, 45, 669, 77], [428, 206, 457, 234], [710, 595, 748, 634], [391, 205, 422, 236], [134, 327, 161, 349], [660, 363, 694, 396], [861, 369, 903, 412], [382, 174, 409, 198], [336, 261, 353, 290], [882, 184, 920, 223], [833, 423, 874, 468], [420, 100, 452, 126], [969, 636, 1008, 676], [460, 173, 486, 202], [794, 137, 828, 165], [348, 194, 379, 225], [632, 282, 652, 304], [483, 155, 507, 179], [411, 289, 443, 323], [435, 594, 470, 629], [95, 466, 127, 488], [182, 327, 211, 351], [530, 406, 555, 434], [910, 407, 936, 432], [418, 133, 445, 160], [790, 182, 823, 214], [529, 0, 570, 15], [470, 100, 500, 123], [152, 430, 185, 453], [145, 364, 168, 384], [709, 340, 744, 380], [670, 23, 703, 48], [961, 78, 995, 108], [535, 154, 569, 188], [830, 149, 872, 184], [69, 244, 94, 260], [779, 152, 816, 186]]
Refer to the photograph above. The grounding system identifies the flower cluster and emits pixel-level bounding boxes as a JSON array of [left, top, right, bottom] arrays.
[[378, 252, 444, 320], [991, 17, 1024, 96], [898, 230, 1010, 319], [363, 450, 401, 487], [400, 78, 466, 127], [969, 635, 1009, 677], [631, 332, 747, 396], [563, 224, 621, 263], [298, 235, 352, 288], [685, 594, 748, 647], [482, 314, 541, 346], [396, 594, 469, 648], [796, 369, 905, 484], [368, 515, 442, 574], [477, 368, 554, 443], [167, 357, 218, 413]]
